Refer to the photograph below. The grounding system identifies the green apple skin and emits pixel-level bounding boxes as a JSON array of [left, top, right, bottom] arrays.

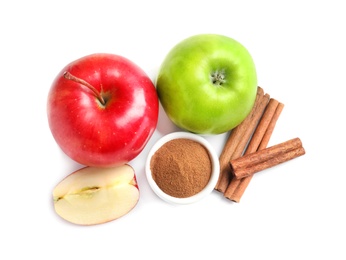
[[156, 34, 257, 135]]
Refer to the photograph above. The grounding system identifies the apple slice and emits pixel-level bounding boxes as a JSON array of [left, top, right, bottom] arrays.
[[53, 164, 139, 225]]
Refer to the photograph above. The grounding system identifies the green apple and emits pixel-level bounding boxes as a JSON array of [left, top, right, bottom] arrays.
[[156, 34, 257, 134]]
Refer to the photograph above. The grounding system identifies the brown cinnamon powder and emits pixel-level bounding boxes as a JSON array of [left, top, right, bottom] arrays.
[[150, 138, 212, 198]]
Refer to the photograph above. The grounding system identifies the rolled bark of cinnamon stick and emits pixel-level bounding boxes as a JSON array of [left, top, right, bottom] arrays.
[[258, 102, 284, 150], [218, 91, 269, 194], [230, 138, 305, 179], [215, 87, 267, 193], [226, 100, 284, 202], [245, 98, 279, 153]]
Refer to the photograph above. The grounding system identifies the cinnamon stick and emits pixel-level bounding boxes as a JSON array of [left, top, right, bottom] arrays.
[[228, 145, 305, 203], [215, 87, 264, 193], [226, 100, 284, 202], [219, 92, 270, 195], [214, 124, 248, 193], [230, 138, 305, 179], [258, 102, 284, 150], [246, 98, 279, 153], [226, 176, 251, 203]]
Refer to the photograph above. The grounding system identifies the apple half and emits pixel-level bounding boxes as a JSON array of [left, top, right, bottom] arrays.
[[53, 164, 139, 225]]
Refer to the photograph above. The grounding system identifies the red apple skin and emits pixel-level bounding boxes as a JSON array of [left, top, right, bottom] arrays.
[[47, 53, 159, 167]]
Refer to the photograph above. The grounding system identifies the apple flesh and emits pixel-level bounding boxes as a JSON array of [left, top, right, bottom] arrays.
[[53, 164, 139, 225]]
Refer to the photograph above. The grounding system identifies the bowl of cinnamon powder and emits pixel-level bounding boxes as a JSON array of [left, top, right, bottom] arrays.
[[145, 131, 220, 204]]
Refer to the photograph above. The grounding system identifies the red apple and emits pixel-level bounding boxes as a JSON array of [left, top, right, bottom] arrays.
[[47, 53, 159, 167]]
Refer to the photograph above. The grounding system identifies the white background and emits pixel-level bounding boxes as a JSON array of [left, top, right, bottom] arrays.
[[1, 0, 345, 259]]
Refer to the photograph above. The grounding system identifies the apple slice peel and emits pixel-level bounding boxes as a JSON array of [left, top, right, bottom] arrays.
[[53, 164, 139, 225]]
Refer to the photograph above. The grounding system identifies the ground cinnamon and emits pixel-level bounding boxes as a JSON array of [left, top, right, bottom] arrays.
[[150, 138, 212, 198]]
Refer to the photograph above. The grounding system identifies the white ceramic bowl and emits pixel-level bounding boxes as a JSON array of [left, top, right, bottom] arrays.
[[145, 131, 220, 205]]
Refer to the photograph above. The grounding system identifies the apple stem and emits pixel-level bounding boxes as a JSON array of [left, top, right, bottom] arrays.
[[63, 71, 106, 106]]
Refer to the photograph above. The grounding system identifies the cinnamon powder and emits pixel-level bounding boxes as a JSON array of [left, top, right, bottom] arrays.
[[150, 138, 212, 198]]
